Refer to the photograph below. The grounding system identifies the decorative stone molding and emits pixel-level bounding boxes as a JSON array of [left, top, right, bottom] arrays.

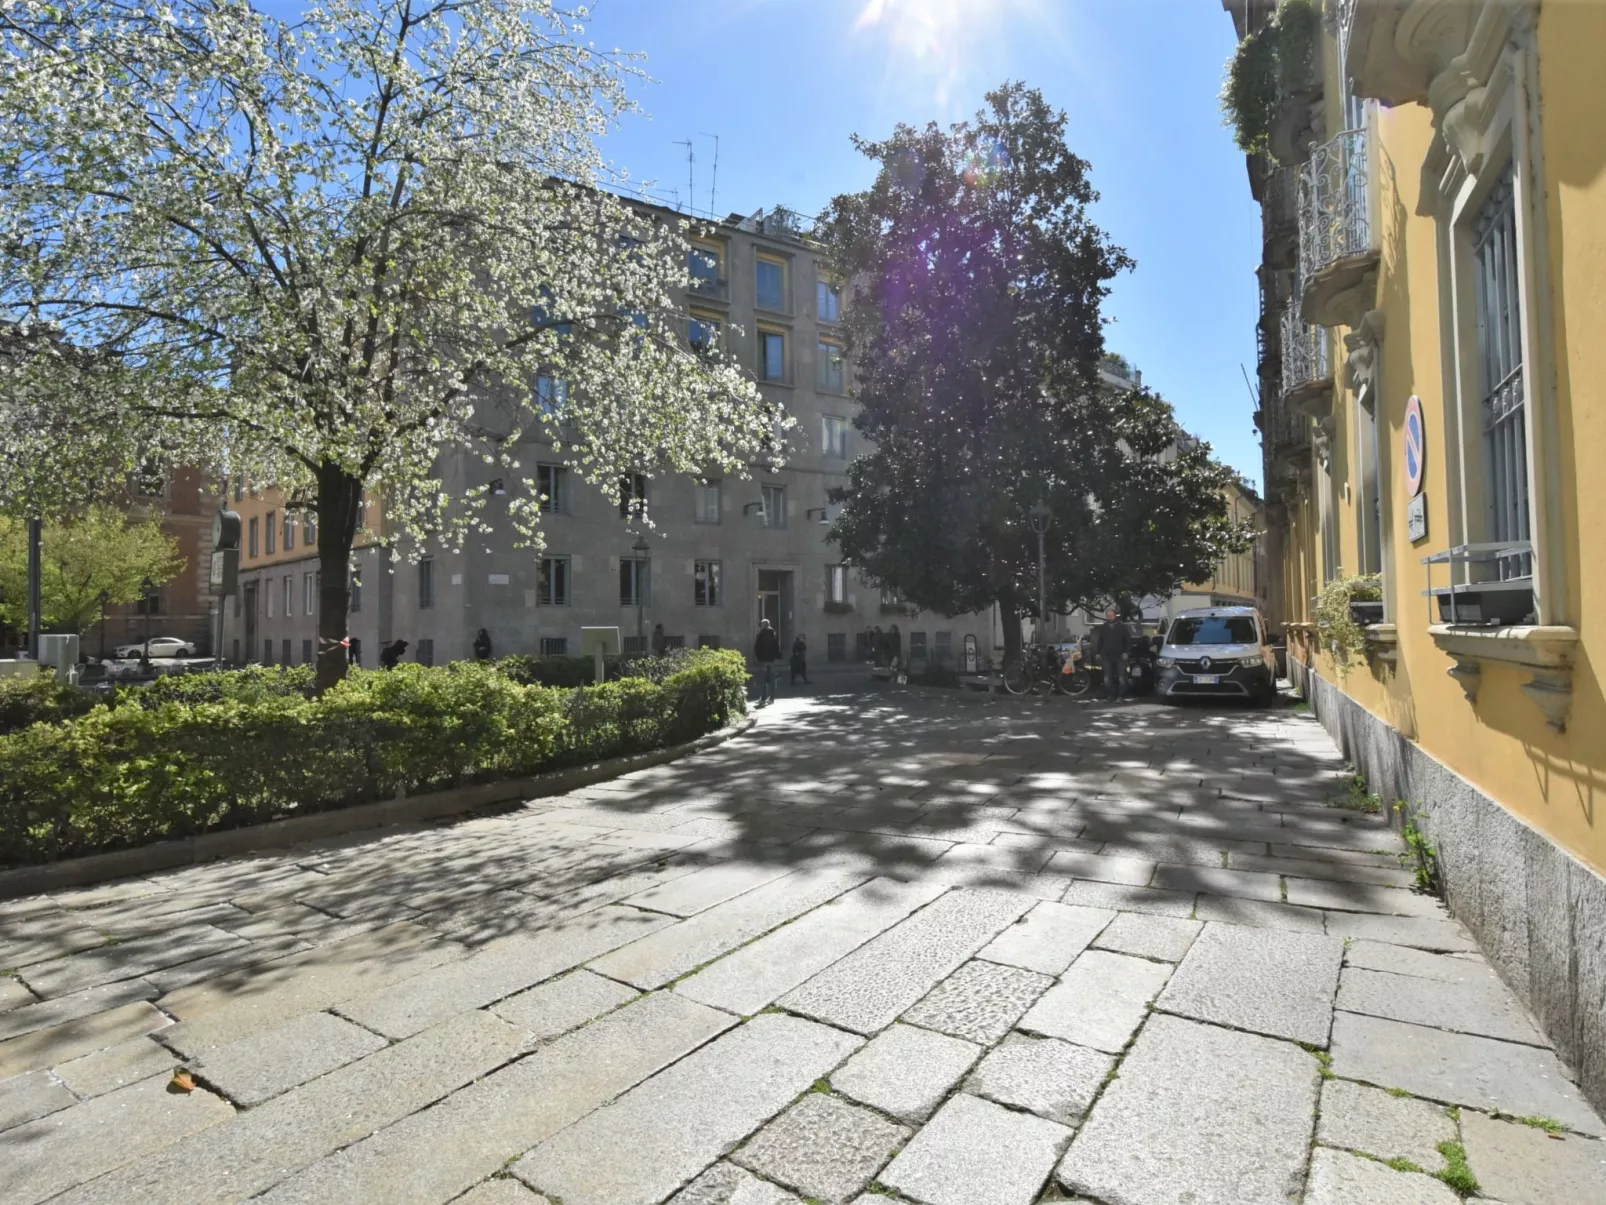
[[1427, 624, 1578, 730], [1343, 310, 1387, 396], [1363, 622, 1399, 665]]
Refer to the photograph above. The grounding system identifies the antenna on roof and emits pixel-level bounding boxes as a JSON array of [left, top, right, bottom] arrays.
[[700, 133, 720, 217], [673, 139, 694, 214]]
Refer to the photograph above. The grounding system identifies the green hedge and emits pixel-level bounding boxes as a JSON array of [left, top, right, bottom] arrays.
[[0, 649, 748, 866], [0, 671, 100, 734]]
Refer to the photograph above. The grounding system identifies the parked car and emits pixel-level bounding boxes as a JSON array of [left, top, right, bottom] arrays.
[[1154, 606, 1278, 705], [112, 636, 196, 659]]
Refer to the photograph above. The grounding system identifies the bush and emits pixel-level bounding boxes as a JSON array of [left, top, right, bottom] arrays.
[[0, 670, 101, 734], [0, 649, 749, 866], [129, 664, 316, 708], [1220, 0, 1319, 155], [1315, 571, 1382, 678]]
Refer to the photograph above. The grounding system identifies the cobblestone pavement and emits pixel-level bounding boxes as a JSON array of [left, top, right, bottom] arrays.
[[3, 686, 1604, 1205]]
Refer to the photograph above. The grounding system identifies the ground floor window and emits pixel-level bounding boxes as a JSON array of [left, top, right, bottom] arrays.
[[827, 633, 847, 662], [302, 638, 313, 664], [540, 636, 568, 656], [934, 631, 952, 662], [909, 631, 928, 660], [416, 639, 434, 666], [698, 634, 721, 650]]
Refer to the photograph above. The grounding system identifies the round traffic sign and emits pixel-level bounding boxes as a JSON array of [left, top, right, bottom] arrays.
[[1404, 396, 1426, 496]]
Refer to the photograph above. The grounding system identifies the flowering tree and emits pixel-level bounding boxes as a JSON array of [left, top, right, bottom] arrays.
[[0, 0, 773, 688]]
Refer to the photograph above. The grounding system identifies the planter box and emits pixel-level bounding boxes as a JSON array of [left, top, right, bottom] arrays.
[[1349, 600, 1385, 626], [1431, 585, 1534, 626]]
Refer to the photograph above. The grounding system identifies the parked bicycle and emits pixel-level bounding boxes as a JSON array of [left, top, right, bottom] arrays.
[[1002, 641, 1092, 697]]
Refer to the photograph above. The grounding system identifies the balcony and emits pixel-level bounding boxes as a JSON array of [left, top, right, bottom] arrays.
[[1260, 164, 1298, 271], [1297, 129, 1380, 329], [689, 274, 730, 303], [1280, 305, 1332, 420]]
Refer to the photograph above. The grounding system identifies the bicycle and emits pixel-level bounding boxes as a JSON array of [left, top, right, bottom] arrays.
[[1002, 643, 1089, 696]]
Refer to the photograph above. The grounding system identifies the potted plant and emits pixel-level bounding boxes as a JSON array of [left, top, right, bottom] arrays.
[[1314, 572, 1382, 678], [1220, 0, 1320, 157]]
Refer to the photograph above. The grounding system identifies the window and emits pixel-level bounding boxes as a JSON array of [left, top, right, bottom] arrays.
[[756, 256, 787, 311], [935, 631, 953, 663], [758, 329, 787, 382], [537, 374, 570, 417], [1167, 615, 1259, 645], [304, 512, 317, 545], [817, 341, 845, 393], [689, 244, 723, 293], [302, 638, 313, 665], [283, 574, 293, 617], [350, 571, 362, 613], [283, 514, 295, 551], [532, 285, 573, 337], [134, 459, 165, 496], [265, 512, 277, 555], [416, 639, 434, 666], [537, 464, 568, 513], [827, 564, 848, 604], [695, 560, 722, 607], [818, 279, 841, 323], [304, 573, 315, 615], [248, 517, 259, 559], [538, 557, 570, 606], [619, 473, 648, 519], [232, 638, 240, 664], [761, 484, 787, 528], [135, 587, 163, 616], [622, 635, 647, 654], [698, 635, 721, 650], [822, 415, 850, 458], [263, 639, 273, 665], [910, 631, 928, 661], [689, 313, 721, 353], [827, 633, 847, 663], [282, 638, 292, 666], [619, 557, 648, 607], [418, 558, 434, 609], [695, 480, 722, 525], [267, 580, 276, 618], [1473, 165, 1531, 580], [540, 636, 568, 656]]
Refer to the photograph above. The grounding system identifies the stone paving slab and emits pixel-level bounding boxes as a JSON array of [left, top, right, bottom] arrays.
[[829, 1022, 981, 1123], [965, 1032, 1114, 1124], [1329, 1012, 1603, 1136], [779, 888, 1032, 1035], [973, 901, 1114, 975], [0, 1068, 76, 1133], [675, 878, 947, 1016], [1345, 939, 1491, 981], [1, 1073, 236, 1205], [0, 1000, 170, 1079], [1091, 912, 1201, 962], [667, 1163, 802, 1205], [901, 959, 1052, 1045], [1043, 850, 1156, 886], [52, 1009, 528, 1205], [732, 1091, 909, 1203], [254, 991, 735, 1205], [1337, 965, 1547, 1046], [489, 968, 640, 1041], [624, 861, 800, 916], [1459, 1109, 1606, 1205], [1286, 877, 1447, 917], [194, 1010, 388, 1106], [0, 922, 107, 972], [1315, 1077, 1455, 1170], [1057, 1013, 1320, 1205], [450, 1180, 552, 1205], [1156, 923, 1343, 1046], [512, 1014, 863, 1205], [1302, 1146, 1461, 1205], [588, 870, 862, 990], [0, 979, 36, 1012], [0, 979, 157, 1043], [1058, 880, 1196, 917], [1232, 851, 1417, 888], [52, 1035, 175, 1098], [880, 1090, 1071, 1205], [1321, 911, 1479, 951], [17, 925, 247, 998], [336, 906, 670, 1039], [1018, 950, 1171, 1053], [1150, 864, 1284, 902]]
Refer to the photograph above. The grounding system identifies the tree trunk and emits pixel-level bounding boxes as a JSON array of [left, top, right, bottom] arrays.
[[315, 462, 365, 695], [1000, 604, 1023, 668]]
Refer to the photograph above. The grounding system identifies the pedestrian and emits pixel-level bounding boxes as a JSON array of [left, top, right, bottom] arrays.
[[753, 618, 781, 704], [473, 628, 492, 661], [652, 623, 667, 657], [790, 633, 809, 685], [870, 624, 885, 667], [1094, 606, 1132, 701], [888, 624, 902, 673], [379, 638, 409, 669], [347, 637, 362, 666]]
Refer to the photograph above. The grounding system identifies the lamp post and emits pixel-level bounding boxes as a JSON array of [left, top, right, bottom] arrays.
[[632, 534, 650, 654], [1028, 504, 1051, 645], [97, 590, 110, 661], [140, 576, 155, 665]]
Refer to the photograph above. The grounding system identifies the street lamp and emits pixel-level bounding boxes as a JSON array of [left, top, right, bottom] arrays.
[[97, 590, 110, 661], [140, 576, 155, 665], [1028, 504, 1051, 645], [631, 534, 650, 654]]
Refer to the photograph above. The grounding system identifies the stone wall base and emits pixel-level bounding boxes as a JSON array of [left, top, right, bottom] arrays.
[[1292, 657, 1606, 1115]]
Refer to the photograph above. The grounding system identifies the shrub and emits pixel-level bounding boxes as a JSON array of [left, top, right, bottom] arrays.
[[1220, 0, 1320, 155], [129, 664, 316, 708], [0, 650, 748, 865], [0, 670, 101, 734], [1315, 571, 1382, 678]]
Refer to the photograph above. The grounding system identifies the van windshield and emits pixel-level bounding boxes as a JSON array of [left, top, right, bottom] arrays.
[[1168, 616, 1258, 646]]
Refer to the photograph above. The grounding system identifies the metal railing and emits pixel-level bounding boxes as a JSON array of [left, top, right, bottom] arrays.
[[1298, 128, 1372, 282], [1281, 305, 1330, 398]]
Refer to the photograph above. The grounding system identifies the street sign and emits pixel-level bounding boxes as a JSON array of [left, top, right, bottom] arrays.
[[1403, 396, 1426, 496], [1407, 493, 1428, 543]]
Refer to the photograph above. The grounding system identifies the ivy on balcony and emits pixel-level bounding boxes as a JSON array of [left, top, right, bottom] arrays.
[[1221, 0, 1321, 157]]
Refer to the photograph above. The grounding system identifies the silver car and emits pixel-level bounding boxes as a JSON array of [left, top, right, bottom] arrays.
[[112, 636, 196, 658]]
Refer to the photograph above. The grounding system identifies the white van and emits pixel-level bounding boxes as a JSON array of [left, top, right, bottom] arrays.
[[1155, 606, 1277, 704]]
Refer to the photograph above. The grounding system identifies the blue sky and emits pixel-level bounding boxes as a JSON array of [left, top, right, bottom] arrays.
[[578, 0, 1265, 487]]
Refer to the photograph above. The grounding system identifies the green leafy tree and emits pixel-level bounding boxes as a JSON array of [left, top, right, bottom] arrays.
[[0, 506, 183, 635], [820, 83, 1252, 663], [0, 0, 775, 691]]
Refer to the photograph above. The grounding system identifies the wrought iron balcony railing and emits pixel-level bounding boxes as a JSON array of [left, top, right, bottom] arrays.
[[1280, 304, 1330, 401], [1298, 128, 1372, 283]]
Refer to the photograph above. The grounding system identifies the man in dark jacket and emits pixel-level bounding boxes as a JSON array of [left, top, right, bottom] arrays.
[[753, 619, 781, 704], [1094, 607, 1131, 701]]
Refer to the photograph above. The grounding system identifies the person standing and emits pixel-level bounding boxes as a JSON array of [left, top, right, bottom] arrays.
[[888, 624, 902, 673], [753, 619, 781, 704], [870, 625, 885, 667], [473, 628, 492, 661], [652, 623, 667, 657], [790, 634, 809, 686], [1094, 606, 1131, 701]]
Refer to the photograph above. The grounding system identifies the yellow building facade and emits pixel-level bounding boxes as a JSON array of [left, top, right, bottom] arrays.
[[1226, 0, 1605, 1108]]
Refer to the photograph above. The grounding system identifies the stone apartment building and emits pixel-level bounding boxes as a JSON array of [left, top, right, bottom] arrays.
[[220, 204, 995, 671]]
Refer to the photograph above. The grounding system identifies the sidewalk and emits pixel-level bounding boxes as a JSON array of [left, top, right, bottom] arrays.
[[1, 690, 1601, 1204]]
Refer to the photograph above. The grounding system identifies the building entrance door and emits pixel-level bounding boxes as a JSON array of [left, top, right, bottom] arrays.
[[242, 583, 257, 664], [757, 569, 794, 649]]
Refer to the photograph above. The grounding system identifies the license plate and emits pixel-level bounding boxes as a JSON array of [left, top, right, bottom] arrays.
[[1193, 674, 1220, 685]]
